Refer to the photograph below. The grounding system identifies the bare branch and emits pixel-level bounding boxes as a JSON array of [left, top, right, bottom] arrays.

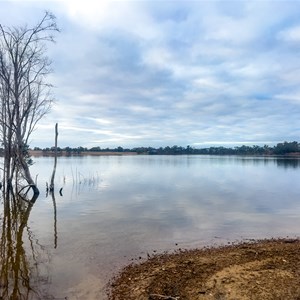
[[0, 11, 59, 199]]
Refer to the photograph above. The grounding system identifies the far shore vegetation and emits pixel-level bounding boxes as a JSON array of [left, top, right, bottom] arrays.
[[1, 140, 299, 157]]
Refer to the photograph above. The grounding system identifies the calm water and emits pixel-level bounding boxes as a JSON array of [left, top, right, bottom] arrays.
[[1, 155, 300, 299]]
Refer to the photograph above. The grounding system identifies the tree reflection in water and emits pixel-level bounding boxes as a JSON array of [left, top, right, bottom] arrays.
[[0, 188, 53, 299]]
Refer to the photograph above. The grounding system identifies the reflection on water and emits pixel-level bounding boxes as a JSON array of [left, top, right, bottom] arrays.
[[0, 190, 53, 299], [276, 157, 300, 169], [1, 155, 300, 299]]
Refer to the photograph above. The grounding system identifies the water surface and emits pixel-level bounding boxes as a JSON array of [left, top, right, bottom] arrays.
[[1, 155, 300, 299]]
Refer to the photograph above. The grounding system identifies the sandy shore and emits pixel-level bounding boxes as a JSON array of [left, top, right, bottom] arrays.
[[108, 238, 300, 300]]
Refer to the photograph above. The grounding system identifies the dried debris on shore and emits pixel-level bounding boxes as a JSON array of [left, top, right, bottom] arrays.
[[108, 238, 300, 300]]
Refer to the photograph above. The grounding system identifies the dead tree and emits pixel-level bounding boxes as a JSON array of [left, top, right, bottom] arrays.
[[50, 123, 58, 192], [0, 11, 59, 201]]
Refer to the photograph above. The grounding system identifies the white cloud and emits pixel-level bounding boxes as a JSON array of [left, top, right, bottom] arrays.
[[278, 25, 300, 43], [275, 93, 300, 103], [61, 0, 162, 41], [2, 0, 300, 148]]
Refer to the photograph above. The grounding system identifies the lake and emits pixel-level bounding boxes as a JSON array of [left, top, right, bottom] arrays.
[[1, 155, 300, 299]]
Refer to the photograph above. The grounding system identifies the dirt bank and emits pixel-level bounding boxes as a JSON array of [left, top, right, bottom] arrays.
[[29, 150, 137, 156], [108, 238, 300, 300]]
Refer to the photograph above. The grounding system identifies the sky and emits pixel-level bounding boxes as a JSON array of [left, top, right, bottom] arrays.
[[1, 0, 300, 149]]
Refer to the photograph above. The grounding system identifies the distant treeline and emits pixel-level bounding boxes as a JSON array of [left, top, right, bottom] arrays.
[[29, 141, 300, 156]]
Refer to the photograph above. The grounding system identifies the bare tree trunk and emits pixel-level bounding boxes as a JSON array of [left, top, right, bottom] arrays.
[[49, 123, 58, 248], [0, 12, 59, 202], [19, 157, 39, 202], [50, 123, 58, 192]]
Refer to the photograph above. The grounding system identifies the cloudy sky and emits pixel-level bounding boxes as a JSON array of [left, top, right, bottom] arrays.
[[1, 0, 300, 149]]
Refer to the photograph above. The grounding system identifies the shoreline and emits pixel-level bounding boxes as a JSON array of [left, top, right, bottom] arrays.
[[108, 238, 300, 300], [28, 150, 300, 157], [29, 150, 138, 157]]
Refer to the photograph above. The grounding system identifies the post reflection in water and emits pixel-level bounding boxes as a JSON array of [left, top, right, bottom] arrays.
[[48, 189, 58, 250], [0, 187, 57, 299]]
